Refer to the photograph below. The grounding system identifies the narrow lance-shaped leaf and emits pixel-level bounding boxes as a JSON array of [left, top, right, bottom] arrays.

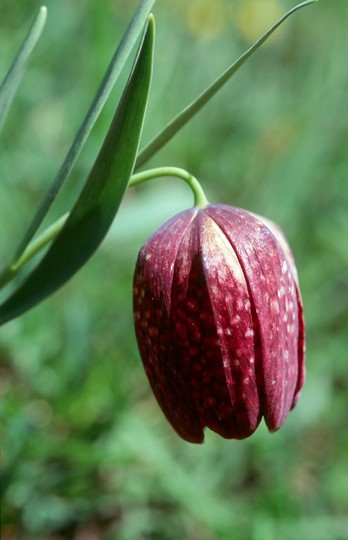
[[11, 0, 156, 262], [0, 6, 47, 133], [136, 0, 318, 168], [0, 16, 155, 326]]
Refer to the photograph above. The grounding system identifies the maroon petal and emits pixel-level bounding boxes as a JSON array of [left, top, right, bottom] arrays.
[[198, 212, 261, 437], [206, 205, 300, 431], [133, 208, 204, 443], [249, 211, 306, 408]]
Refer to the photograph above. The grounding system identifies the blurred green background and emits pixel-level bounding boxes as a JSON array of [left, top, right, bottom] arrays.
[[1, 0, 348, 539]]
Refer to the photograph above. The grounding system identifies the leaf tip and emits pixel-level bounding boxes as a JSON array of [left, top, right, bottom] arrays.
[[147, 13, 155, 31], [39, 5, 48, 22]]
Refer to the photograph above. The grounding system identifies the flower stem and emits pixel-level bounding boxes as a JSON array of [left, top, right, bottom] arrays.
[[0, 167, 207, 289], [129, 167, 208, 208]]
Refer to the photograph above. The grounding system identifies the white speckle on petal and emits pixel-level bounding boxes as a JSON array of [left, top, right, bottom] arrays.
[[232, 315, 241, 325], [278, 286, 286, 298], [271, 299, 280, 314], [285, 298, 294, 312], [237, 298, 244, 311]]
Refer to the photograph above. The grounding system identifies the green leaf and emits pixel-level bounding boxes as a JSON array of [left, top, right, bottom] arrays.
[[11, 0, 156, 263], [0, 17, 154, 326], [0, 6, 47, 133], [136, 0, 318, 168]]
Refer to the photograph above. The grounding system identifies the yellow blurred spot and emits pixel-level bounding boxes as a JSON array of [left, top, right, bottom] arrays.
[[185, 0, 229, 40], [237, 0, 284, 44], [257, 117, 297, 160]]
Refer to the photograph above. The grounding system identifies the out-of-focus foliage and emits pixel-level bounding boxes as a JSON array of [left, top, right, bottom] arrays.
[[1, 1, 348, 539]]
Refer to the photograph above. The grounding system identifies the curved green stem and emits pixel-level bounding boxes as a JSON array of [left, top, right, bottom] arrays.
[[129, 167, 208, 207], [12, 212, 69, 272], [0, 167, 207, 289]]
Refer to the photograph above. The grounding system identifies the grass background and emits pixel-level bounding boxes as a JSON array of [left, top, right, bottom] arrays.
[[1, 0, 348, 539]]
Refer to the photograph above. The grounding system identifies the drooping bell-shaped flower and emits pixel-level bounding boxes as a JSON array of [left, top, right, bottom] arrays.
[[133, 204, 305, 443]]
